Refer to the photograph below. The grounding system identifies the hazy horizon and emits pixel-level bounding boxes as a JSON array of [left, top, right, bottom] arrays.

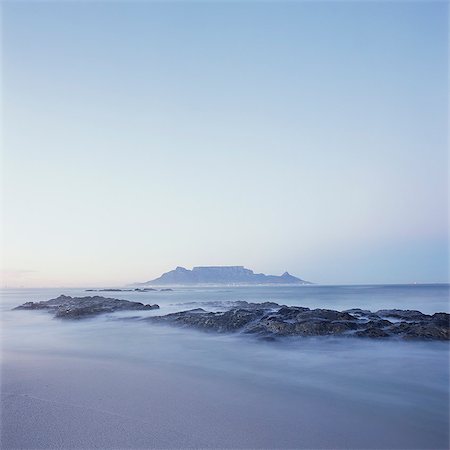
[[2, 265, 449, 290], [2, 1, 448, 288]]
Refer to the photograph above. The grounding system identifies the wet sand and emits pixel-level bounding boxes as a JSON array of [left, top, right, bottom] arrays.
[[2, 350, 448, 449]]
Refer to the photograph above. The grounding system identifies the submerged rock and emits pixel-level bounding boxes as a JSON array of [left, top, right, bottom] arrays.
[[13, 295, 159, 319]]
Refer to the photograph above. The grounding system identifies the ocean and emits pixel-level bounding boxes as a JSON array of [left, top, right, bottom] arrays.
[[1, 284, 449, 449]]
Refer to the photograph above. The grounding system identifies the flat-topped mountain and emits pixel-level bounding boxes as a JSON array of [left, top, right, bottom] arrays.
[[140, 266, 311, 286]]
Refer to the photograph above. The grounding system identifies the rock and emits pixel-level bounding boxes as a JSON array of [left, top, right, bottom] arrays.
[[376, 309, 428, 321], [343, 308, 380, 320], [274, 306, 310, 320], [295, 309, 356, 322], [13, 295, 159, 319], [364, 319, 393, 328], [356, 327, 390, 338], [14, 296, 449, 341], [148, 304, 449, 341], [344, 308, 371, 314], [150, 308, 265, 333], [431, 313, 450, 327], [294, 319, 358, 336], [253, 317, 295, 336], [389, 322, 449, 340], [233, 301, 282, 310]]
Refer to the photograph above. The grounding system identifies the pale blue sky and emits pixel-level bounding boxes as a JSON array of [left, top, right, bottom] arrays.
[[2, 1, 448, 287]]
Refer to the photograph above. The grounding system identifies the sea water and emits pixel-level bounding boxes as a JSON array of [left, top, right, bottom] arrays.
[[1, 284, 449, 449]]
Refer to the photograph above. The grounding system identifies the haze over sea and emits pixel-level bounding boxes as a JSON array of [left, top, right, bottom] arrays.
[[2, 284, 449, 449]]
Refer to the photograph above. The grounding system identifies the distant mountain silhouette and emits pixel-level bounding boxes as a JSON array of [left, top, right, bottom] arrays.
[[139, 266, 312, 285]]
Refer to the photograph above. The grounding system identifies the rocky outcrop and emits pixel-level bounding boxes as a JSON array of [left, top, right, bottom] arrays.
[[13, 295, 159, 319], [148, 302, 449, 341], [13, 297, 449, 340], [140, 266, 311, 285]]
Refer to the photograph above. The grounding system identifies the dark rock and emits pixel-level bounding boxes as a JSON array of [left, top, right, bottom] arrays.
[[389, 322, 449, 340], [343, 309, 380, 320], [363, 319, 393, 328], [344, 308, 372, 314], [293, 319, 358, 336], [276, 306, 310, 319], [15, 296, 449, 341], [376, 309, 428, 321], [148, 304, 449, 341], [431, 313, 450, 327], [14, 295, 159, 319], [15, 301, 51, 310], [249, 317, 296, 336], [356, 327, 390, 338], [150, 308, 265, 333], [234, 301, 282, 310], [295, 309, 356, 322]]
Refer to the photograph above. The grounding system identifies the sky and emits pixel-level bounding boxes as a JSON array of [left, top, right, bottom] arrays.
[[1, 1, 448, 287]]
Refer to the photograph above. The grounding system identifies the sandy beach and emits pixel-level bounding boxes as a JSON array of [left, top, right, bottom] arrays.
[[2, 348, 448, 449]]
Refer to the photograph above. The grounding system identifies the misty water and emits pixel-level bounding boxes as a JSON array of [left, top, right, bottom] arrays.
[[1, 284, 449, 449]]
